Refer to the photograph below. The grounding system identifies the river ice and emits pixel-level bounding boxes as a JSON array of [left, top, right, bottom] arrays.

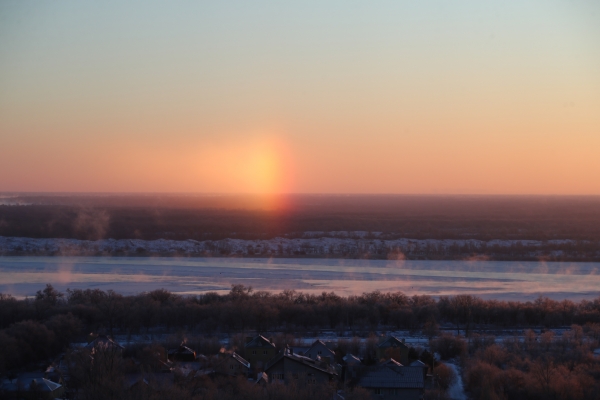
[[1, 257, 599, 300]]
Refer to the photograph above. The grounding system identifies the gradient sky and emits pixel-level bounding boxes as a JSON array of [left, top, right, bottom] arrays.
[[1, 1, 599, 194]]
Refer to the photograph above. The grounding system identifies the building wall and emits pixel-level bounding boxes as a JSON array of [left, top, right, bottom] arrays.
[[305, 342, 335, 361], [244, 347, 277, 367], [376, 346, 409, 365], [219, 358, 249, 377]]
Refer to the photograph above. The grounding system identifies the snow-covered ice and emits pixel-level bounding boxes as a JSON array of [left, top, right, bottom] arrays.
[[0, 256, 599, 300]]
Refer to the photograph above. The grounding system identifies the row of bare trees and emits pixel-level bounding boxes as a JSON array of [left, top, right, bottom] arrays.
[[460, 326, 600, 400], [2, 285, 600, 372]]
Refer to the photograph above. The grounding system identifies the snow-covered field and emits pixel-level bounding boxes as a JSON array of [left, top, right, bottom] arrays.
[[1, 256, 599, 300]]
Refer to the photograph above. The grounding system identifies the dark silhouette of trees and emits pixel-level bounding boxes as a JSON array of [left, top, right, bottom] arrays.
[[463, 325, 600, 400], [3, 284, 600, 384]]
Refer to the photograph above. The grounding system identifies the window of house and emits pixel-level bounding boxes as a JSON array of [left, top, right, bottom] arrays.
[[317, 351, 322, 355], [272, 373, 284, 380], [374, 388, 382, 395], [252, 350, 256, 355], [263, 350, 268, 355], [292, 373, 299, 379], [230, 365, 234, 370]]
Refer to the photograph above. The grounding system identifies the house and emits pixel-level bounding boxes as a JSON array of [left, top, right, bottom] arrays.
[[196, 354, 209, 368], [85, 335, 125, 355], [44, 363, 64, 385], [304, 340, 336, 362], [265, 346, 338, 386], [356, 365, 424, 400], [174, 364, 196, 379], [168, 344, 196, 362], [376, 336, 409, 365], [255, 372, 269, 386], [379, 359, 403, 367], [0, 378, 64, 399], [244, 335, 277, 368], [343, 353, 363, 382], [124, 373, 175, 393], [343, 354, 362, 365], [409, 360, 429, 382], [217, 352, 251, 377]]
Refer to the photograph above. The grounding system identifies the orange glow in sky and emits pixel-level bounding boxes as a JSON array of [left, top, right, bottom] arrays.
[[1, 1, 599, 195]]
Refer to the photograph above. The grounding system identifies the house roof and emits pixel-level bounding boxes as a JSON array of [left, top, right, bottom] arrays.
[[305, 340, 336, 358], [358, 366, 424, 389], [343, 354, 362, 365], [125, 375, 149, 390], [86, 335, 125, 350], [34, 378, 62, 392], [245, 335, 276, 348], [194, 369, 215, 378], [231, 352, 250, 368], [379, 358, 403, 367], [377, 336, 408, 349], [1, 378, 62, 393], [168, 345, 196, 355], [265, 347, 338, 376], [410, 360, 427, 368], [124, 373, 175, 389], [255, 372, 269, 384]]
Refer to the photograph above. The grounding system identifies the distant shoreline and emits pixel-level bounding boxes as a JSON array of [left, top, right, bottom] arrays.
[[1, 236, 599, 262]]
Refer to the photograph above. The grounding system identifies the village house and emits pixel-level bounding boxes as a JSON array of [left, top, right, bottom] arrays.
[[376, 336, 409, 365], [168, 344, 197, 362], [356, 364, 425, 400], [255, 371, 269, 386], [379, 359, 403, 367], [216, 351, 251, 377], [244, 335, 277, 368], [0, 377, 65, 399], [408, 360, 429, 383], [124, 373, 175, 395], [85, 334, 125, 355], [304, 339, 336, 361], [343, 354, 362, 366], [342, 353, 364, 383], [264, 346, 338, 386]]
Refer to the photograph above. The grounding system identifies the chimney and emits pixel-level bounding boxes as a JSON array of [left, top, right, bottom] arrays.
[[290, 348, 294, 355], [269, 337, 273, 343]]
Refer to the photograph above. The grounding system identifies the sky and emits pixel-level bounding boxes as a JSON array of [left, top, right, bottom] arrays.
[[1, 1, 599, 195]]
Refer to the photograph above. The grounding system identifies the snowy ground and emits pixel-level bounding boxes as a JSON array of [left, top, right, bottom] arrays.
[[1, 256, 599, 300], [446, 362, 467, 400]]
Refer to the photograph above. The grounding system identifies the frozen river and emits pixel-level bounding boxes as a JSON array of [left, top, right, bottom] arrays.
[[1, 257, 599, 300]]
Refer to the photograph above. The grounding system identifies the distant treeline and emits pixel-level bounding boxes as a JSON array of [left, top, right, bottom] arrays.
[[2, 236, 600, 261], [2, 195, 600, 242], [2, 284, 600, 374]]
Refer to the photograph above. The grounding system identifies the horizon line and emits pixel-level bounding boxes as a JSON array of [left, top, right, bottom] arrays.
[[3, 192, 600, 198]]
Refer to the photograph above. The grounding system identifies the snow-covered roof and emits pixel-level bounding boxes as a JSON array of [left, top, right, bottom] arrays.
[[409, 360, 427, 368], [343, 354, 362, 365]]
